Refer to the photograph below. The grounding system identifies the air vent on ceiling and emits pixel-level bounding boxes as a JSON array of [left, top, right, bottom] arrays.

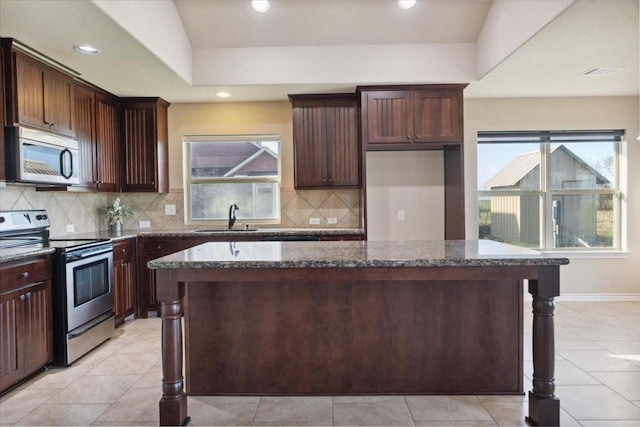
[[579, 67, 624, 76]]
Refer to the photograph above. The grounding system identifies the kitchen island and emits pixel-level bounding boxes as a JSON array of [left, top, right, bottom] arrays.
[[148, 240, 569, 426]]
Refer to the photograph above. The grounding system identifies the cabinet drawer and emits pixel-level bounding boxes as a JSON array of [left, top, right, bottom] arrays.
[[142, 239, 176, 254], [113, 239, 135, 261], [0, 256, 52, 293]]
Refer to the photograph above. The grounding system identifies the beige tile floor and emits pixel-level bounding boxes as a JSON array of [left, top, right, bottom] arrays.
[[1, 301, 639, 426]]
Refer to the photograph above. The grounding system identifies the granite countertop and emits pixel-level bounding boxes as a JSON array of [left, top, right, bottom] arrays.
[[148, 239, 570, 269], [0, 246, 56, 263], [60, 228, 364, 240]]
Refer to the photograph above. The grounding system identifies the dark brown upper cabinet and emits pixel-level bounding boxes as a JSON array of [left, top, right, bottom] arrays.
[[359, 85, 466, 150], [0, 47, 6, 180], [73, 83, 120, 191], [2, 40, 75, 138], [290, 94, 360, 189], [120, 97, 170, 193]]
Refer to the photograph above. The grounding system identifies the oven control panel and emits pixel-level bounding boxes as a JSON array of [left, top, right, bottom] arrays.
[[0, 210, 50, 233]]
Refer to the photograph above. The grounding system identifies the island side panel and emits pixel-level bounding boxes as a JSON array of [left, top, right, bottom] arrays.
[[184, 273, 523, 395]]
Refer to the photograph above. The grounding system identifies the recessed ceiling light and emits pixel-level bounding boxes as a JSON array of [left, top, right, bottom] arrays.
[[579, 67, 624, 76], [251, 0, 270, 12], [398, 0, 417, 9], [73, 45, 101, 55], [216, 91, 231, 98]]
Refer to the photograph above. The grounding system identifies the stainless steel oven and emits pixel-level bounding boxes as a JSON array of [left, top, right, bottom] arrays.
[[5, 126, 80, 185], [50, 239, 115, 366]]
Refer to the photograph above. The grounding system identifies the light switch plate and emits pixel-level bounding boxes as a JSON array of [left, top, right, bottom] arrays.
[[165, 204, 176, 215], [309, 217, 320, 225], [327, 217, 337, 224], [66, 224, 75, 233], [139, 220, 151, 228]]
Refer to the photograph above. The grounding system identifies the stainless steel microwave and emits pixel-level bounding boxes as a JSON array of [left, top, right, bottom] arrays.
[[5, 126, 79, 185]]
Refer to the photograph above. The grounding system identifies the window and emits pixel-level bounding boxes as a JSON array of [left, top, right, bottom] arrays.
[[184, 135, 281, 224], [477, 130, 623, 250]]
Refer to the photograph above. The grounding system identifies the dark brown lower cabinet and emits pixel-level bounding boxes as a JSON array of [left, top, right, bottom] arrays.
[[113, 239, 136, 326], [0, 256, 53, 393]]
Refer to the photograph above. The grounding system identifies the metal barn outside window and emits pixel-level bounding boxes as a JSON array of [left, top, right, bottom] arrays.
[[477, 130, 623, 251]]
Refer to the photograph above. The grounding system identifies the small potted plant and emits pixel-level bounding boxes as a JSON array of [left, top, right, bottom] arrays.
[[104, 198, 133, 234]]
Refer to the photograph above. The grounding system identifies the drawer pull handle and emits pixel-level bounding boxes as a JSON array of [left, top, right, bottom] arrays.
[[21, 271, 29, 278]]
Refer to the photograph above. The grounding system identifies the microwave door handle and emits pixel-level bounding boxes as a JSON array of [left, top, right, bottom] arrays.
[[59, 149, 73, 179]]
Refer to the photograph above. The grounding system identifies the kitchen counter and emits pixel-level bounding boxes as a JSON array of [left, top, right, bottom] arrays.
[[59, 227, 364, 240], [150, 239, 568, 426], [148, 239, 568, 269], [0, 246, 56, 263]]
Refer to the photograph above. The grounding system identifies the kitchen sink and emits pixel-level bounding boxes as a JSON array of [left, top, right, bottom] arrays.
[[192, 229, 258, 232]]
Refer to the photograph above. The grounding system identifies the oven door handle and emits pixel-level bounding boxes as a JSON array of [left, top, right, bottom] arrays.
[[78, 248, 113, 258], [59, 148, 73, 179]]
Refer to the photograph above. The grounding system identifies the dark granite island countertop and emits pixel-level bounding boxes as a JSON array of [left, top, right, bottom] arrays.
[[149, 240, 568, 427], [148, 239, 569, 270]]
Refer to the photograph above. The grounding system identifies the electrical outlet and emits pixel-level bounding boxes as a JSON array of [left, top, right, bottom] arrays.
[[309, 217, 320, 225], [165, 204, 176, 215], [327, 217, 337, 224], [397, 209, 405, 221], [139, 220, 151, 228], [66, 224, 75, 233]]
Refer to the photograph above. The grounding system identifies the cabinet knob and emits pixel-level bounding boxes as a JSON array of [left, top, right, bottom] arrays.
[[19, 294, 26, 300], [21, 271, 29, 278], [407, 135, 412, 139], [157, 245, 162, 250], [328, 178, 333, 182], [25, 292, 31, 298], [120, 248, 126, 253], [416, 134, 421, 139]]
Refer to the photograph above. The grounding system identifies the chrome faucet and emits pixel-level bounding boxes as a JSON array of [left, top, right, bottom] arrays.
[[228, 204, 239, 229]]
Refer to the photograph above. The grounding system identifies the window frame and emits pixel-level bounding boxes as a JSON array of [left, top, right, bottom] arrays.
[[183, 134, 282, 225], [477, 130, 624, 251]]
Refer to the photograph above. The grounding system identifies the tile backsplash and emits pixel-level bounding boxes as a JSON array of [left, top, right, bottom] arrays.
[[0, 184, 361, 236]]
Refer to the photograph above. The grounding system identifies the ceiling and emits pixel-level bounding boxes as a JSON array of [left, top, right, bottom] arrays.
[[0, 0, 637, 103]]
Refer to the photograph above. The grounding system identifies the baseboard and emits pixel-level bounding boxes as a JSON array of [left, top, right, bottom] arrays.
[[525, 293, 640, 302]]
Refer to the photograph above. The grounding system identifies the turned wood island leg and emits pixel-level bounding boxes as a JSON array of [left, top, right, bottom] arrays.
[[527, 266, 560, 426], [155, 270, 189, 426]]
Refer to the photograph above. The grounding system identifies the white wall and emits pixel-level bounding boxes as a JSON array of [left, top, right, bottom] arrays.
[[464, 96, 640, 297], [366, 151, 444, 241]]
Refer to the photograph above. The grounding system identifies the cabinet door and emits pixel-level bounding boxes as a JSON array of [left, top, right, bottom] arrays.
[[122, 259, 135, 318], [44, 69, 74, 137], [0, 288, 23, 390], [414, 90, 461, 144], [292, 100, 327, 187], [0, 48, 6, 180], [95, 94, 120, 191], [73, 84, 97, 189], [365, 91, 414, 145], [22, 281, 53, 375], [15, 53, 46, 130], [325, 99, 359, 187], [113, 258, 125, 325]]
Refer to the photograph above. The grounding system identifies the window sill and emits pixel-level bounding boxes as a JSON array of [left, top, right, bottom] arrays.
[[539, 250, 630, 259]]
